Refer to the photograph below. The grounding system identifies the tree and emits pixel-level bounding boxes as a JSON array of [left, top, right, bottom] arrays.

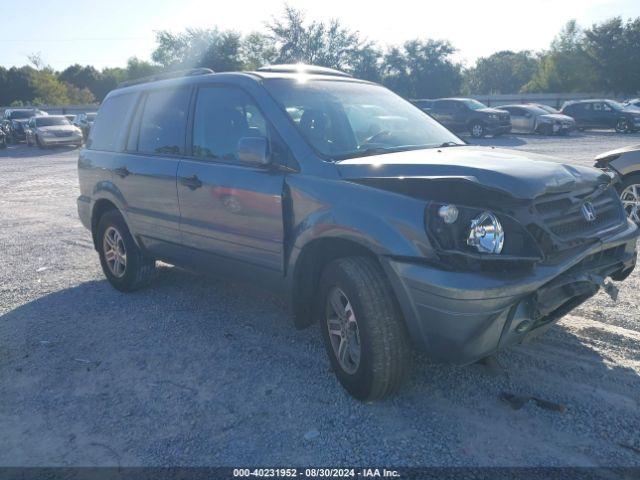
[[125, 57, 161, 80], [463, 50, 538, 94], [241, 32, 277, 70], [152, 28, 244, 71], [582, 17, 640, 94], [267, 6, 362, 70], [381, 39, 463, 98], [524, 20, 598, 92]]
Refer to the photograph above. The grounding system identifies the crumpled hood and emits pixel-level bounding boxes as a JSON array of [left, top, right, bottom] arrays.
[[337, 146, 611, 200]]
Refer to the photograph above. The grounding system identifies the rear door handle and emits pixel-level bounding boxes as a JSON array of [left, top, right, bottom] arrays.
[[179, 174, 202, 190], [114, 166, 130, 178]]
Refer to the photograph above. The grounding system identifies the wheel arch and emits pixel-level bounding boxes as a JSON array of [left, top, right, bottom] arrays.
[[289, 236, 382, 329]]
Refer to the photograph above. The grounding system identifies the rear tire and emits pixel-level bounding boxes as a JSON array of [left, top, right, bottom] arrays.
[[615, 119, 631, 133], [469, 121, 485, 138], [318, 257, 411, 401], [96, 210, 156, 292]]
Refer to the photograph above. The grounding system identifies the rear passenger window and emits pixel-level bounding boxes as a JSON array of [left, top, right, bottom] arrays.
[[88, 93, 136, 151], [137, 88, 190, 155], [192, 87, 268, 162]]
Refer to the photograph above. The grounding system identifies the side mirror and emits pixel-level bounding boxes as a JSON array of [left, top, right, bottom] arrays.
[[237, 136, 271, 166]]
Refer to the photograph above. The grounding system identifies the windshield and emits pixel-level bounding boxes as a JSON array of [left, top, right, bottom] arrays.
[[86, 113, 97, 121], [36, 116, 70, 127], [264, 79, 462, 160], [461, 99, 487, 110], [536, 104, 559, 114], [9, 111, 34, 120], [525, 106, 551, 115], [607, 101, 626, 111]]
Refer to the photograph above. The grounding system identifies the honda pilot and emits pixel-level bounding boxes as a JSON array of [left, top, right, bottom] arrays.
[[77, 65, 638, 400]]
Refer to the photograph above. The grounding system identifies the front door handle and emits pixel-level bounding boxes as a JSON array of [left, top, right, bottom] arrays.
[[114, 166, 130, 178], [179, 174, 203, 190]]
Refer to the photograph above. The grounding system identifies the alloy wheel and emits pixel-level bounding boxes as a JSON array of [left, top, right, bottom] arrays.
[[103, 226, 127, 278], [621, 184, 640, 224], [325, 287, 361, 374], [616, 119, 630, 133]]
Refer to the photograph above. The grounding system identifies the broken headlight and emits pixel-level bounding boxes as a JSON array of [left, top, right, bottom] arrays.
[[467, 211, 504, 254], [425, 203, 541, 260]]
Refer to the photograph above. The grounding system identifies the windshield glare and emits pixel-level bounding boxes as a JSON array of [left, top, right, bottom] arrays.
[[462, 99, 487, 110], [36, 116, 70, 127], [264, 79, 462, 160], [608, 101, 626, 111]]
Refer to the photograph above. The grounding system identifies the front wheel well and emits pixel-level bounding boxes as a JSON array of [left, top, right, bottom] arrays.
[[291, 237, 380, 329], [91, 199, 119, 249]]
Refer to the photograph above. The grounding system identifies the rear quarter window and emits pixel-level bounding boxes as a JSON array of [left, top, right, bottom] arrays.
[[88, 93, 137, 151]]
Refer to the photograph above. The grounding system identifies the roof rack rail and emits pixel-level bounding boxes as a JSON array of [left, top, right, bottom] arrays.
[[117, 68, 215, 89], [256, 64, 352, 78]]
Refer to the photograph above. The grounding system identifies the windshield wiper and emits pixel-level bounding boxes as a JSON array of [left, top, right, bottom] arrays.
[[438, 141, 465, 148]]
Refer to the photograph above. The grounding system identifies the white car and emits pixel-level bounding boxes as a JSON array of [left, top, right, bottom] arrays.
[[26, 115, 83, 148], [498, 104, 576, 135]]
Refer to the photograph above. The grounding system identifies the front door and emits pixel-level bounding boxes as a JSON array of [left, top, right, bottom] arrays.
[[177, 85, 286, 279]]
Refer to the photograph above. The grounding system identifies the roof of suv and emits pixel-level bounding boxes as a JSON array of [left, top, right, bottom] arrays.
[[110, 64, 368, 98]]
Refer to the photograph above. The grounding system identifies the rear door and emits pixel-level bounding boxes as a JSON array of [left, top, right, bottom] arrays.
[[112, 86, 191, 255], [176, 85, 286, 277]]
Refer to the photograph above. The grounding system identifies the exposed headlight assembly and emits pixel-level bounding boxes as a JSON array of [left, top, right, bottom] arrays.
[[467, 211, 504, 254], [425, 202, 542, 262]]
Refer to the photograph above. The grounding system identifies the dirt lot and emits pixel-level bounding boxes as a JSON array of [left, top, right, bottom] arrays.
[[1, 132, 639, 468]]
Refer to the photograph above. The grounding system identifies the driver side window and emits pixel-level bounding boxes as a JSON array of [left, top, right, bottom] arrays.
[[192, 86, 268, 162]]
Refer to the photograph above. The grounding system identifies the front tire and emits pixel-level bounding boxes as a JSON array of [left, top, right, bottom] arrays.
[[36, 135, 45, 149], [615, 118, 631, 133], [318, 257, 411, 401], [96, 210, 157, 292], [469, 121, 485, 138], [538, 123, 553, 136], [618, 174, 640, 225]]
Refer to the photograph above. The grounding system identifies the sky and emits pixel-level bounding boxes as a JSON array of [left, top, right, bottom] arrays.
[[1, 0, 639, 71]]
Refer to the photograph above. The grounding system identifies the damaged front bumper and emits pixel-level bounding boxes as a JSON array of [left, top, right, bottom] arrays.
[[382, 221, 638, 364]]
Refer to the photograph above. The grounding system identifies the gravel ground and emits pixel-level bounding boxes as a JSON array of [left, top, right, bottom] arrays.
[[1, 132, 639, 468]]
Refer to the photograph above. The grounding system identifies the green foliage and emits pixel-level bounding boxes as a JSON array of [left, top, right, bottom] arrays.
[[152, 28, 244, 71], [1, 13, 639, 105], [266, 6, 362, 70], [463, 50, 538, 94], [382, 39, 462, 98], [523, 21, 597, 92]]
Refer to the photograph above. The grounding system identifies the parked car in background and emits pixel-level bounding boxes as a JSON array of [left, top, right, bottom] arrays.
[[73, 112, 97, 140], [428, 98, 511, 138], [561, 99, 640, 133], [623, 98, 640, 110], [0, 125, 6, 149], [529, 103, 561, 115], [410, 99, 434, 112], [2, 108, 47, 143], [26, 115, 83, 148], [595, 144, 640, 224], [497, 104, 575, 135], [77, 64, 637, 400]]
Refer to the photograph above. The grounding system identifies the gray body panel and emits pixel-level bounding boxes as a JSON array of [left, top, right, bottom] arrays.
[[77, 70, 639, 364]]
